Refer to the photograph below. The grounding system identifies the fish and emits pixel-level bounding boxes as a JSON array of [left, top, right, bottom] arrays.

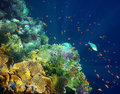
[[85, 81, 89, 85], [97, 53, 102, 56], [98, 88, 102, 91], [75, 60, 77, 62], [96, 74, 100, 78], [16, 29, 19, 32], [88, 41, 98, 51], [60, 62, 62, 66], [105, 84, 109, 88], [54, 37, 56, 40], [72, 47, 75, 49], [73, 54, 77, 57], [43, 22, 47, 26], [71, 72, 74, 75], [116, 75, 119, 79]]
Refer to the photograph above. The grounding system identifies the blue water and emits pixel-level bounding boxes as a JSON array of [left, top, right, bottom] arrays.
[[25, 0, 120, 94]]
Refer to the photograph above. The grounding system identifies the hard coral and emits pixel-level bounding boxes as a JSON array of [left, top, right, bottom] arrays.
[[27, 43, 92, 93], [0, 21, 17, 34], [0, 61, 52, 94]]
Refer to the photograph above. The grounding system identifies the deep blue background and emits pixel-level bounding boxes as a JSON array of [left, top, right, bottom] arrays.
[[25, 0, 120, 94]]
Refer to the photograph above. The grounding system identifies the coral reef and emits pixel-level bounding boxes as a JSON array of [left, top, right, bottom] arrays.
[[0, 21, 17, 34], [27, 43, 92, 93], [0, 0, 92, 94], [0, 61, 52, 94]]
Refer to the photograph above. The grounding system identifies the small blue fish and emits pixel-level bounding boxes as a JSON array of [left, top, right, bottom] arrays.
[[88, 41, 98, 51], [8, 82, 15, 90]]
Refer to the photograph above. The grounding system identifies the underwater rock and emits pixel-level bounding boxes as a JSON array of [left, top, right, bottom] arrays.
[[0, 21, 17, 34], [54, 77, 68, 94], [76, 86, 89, 94]]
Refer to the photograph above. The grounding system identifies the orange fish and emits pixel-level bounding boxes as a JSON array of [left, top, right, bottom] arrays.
[[85, 44, 88, 46], [46, 31, 48, 32], [72, 47, 75, 49], [94, 69, 96, 72], [108, 70, 110, 73], [60, 62, 62, 66], [46, 15, 48, 17], [96, 74, 100, 78], [107, 65, 110, 68], [73, 54, 77, 57], [43, 22, 47, 26], [66, 16, 71, 18], [75, 60, 77, 62], [72, 43, 75, 45], [71, 72, 74, 76], [111, 73, 114, 75], [54, 37, 56, 40], [54, 55, 57, 57], [16, 29, 19, 32], [98, 53, 102, 56], [64, 30, 66, 32], [85, 81, 89, 85], [79, 42, 81, 45], [98, 88, 102, 91], [105, 84, 109, 88], [116, 75, 119, 79]]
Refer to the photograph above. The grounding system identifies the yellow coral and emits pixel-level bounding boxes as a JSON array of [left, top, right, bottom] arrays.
[[28, 50, 39, 61], [0, 43, 10, 54], [32, 74, 46, 93], [0, 54, 9, 65], [0, 64, 9, 72]]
